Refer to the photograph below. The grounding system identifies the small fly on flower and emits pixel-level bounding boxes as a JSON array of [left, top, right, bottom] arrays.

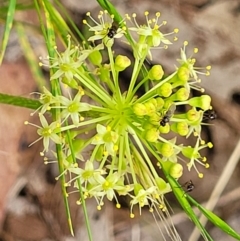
[[107, 21, 119, 38], [203, 109, 217, 121], [160, 104, 176, 127]]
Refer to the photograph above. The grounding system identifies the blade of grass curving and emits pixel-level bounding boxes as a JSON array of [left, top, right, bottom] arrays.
[[40, 0, 74, 235], [0, 0, 16, 65], [187, 195, 240, 240], [0, 93, 41, 109], [16, 23, 47, 91], [42, 0, 74, 45], [65, 121, 93, 241], [166, 175, 213, 241], [53, 0, 86, 43]]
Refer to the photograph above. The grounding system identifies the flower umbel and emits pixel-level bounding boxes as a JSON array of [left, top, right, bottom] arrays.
[[29, 9, 215, 240]]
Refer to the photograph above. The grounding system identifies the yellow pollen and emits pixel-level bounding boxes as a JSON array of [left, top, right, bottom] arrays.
[[174, 28, 179, 33], [156, 12, 160, 17], [194, 48, 198, 53], [144, 11, 149, 16], [24, 121, 28, 125], [149, 208, 154, 213], [130, 213, 135, 218], [162, 20, 167, 25], [208, 142, 213, 148], [198, 173, 204, 178], [86, 12, 90, 16], [200, 140, 205, 145], [132, 13, 136, 18], [97, 205, 101, 210], [184, 40, 188, 46], [205, 163, 210, 168], [116, 203, 121, 209]]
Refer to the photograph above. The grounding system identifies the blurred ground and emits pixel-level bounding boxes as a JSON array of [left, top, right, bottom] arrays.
[[0, 0, 240, 240]]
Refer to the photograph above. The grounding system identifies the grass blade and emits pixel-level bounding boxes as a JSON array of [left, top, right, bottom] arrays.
[[0, 0, 16, 65]]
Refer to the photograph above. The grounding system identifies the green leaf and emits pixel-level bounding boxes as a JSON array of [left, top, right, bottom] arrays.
[[187, 195, 240, 240], [166, 175, 213, 241]]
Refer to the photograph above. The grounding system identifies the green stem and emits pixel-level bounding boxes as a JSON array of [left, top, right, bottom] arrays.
[[0, 93, 41, 109]]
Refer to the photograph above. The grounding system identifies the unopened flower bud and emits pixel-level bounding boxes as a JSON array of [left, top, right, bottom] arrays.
[[89, 50, 102, 66], [157, 83, 172, 97], [176, 87, 189, 101], [156, 97, 164, 110], [145, 101, 157, 115], [188, 95, 211, 111], [159, 124, 170, 134], [133, 103, 147, 116], [177, 66, 190, 82], [169, 163, 183, 178], [148, 65, 164, 81], [160, 142, 174, 157], [171, 122, 189, 136], [186, 109, 200, 121], [145, 128, 159, 142], [114, 55, 131, 71]]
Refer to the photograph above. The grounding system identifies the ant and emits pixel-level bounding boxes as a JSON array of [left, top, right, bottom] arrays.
[[203, 109, 217, 121]]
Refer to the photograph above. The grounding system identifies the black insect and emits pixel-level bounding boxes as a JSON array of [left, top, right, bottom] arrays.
[[203, 109, 217, 121], [160, 104, 176, 127], [183, 180, 195, 193], [107, 22, 119, 38]]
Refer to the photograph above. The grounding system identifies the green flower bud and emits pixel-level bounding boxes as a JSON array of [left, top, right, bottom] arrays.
[[160, 142, 174, 157], [143, 122, 155, 130], [186, 109, 200, 121], [145, 128, 159, 142], [169, 163, 183, 178], [89, 50, 102, 66], [133, 103, 147, 116], [177, 66, 190, 82], [157, 83, 172, 97], [188, 95, 211, 111], [148, 65, 164, 81], [114, 55, 131, 71], [145, 101, 157, 115], [149, 113, 160, 126], [176, 122, 189, 136], [159, 124, 170, 134], [176, 87, 189, 101], [171, 122, 189, 136], [156, 97, 164, 110]]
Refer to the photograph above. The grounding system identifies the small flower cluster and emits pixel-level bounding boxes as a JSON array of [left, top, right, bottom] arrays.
[[26, 11, 213, 221]]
